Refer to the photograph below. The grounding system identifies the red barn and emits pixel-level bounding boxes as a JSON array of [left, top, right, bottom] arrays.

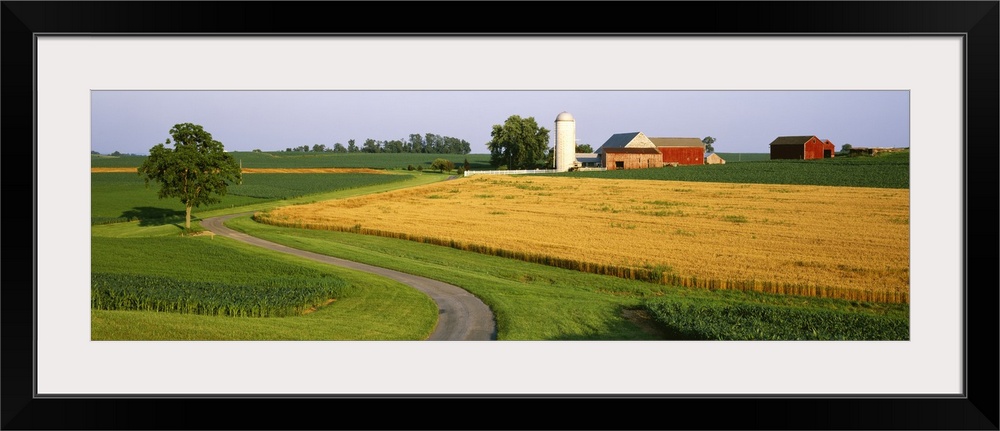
[[649, 137, 705, 165], [769, 135, 830, 160], [822, 139, 836, 158]]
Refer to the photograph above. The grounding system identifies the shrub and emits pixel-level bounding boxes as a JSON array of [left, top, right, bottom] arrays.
[[431, 158, 455, 173]]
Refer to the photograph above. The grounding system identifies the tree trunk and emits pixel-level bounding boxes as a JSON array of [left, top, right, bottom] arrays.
[[185, 204, 192, 229]]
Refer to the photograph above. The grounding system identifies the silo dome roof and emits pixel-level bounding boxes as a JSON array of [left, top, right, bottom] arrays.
[[556, 111, 575, 122]]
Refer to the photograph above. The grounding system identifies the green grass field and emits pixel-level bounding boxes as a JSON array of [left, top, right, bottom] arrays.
[[93, 152, 494, 170], [549, 151, 909, 189], [91, 172, 413, 225]]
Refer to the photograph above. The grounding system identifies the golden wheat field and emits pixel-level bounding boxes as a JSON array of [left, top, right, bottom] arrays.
[[257, 175, 910, 302]]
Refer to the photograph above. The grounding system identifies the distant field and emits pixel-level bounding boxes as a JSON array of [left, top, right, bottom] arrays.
[[549, 152, 909, 189], [92, 152, 494, 170], [257, 175, 910, 303], [91, 172, 411, 225], [715, 153, 771, 162]]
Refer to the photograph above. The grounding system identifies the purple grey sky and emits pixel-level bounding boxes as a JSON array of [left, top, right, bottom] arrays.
[[91, 90, 909, 155]]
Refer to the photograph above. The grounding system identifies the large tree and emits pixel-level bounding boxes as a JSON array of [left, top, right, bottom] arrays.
[[486, 115, 550, 169], [138, 123, 242, 230]]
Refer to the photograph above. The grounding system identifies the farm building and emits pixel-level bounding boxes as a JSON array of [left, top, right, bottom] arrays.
[[848, 147, 908, 156], [649, 137, 705, 165], [596, 132, 664, 170], [822, 139, 836, 157], [769, 135, 835, 160], [575, 153, 601, 168], [705, 152, 726, 164]]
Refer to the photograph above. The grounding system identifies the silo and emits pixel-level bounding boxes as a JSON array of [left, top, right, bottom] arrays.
[[554, 111, 576, 172]]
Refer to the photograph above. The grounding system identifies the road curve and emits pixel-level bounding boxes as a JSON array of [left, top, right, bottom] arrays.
[[200, 212, 497, 341]]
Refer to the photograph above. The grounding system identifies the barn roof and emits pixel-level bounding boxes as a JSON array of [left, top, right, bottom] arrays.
[[575, 153, 600, 163], [769, 136, 818, 146], [599, 132, 644, 149], [601, 147, 661, 154], [649, 137, 705, 148], [596, 132, 656, 154]]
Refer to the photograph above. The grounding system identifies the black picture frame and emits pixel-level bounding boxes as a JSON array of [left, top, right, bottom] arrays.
[[3, 2, 997, 430]]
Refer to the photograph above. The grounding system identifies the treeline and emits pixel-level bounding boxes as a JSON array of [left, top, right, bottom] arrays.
[[284, 133, 471, 154]]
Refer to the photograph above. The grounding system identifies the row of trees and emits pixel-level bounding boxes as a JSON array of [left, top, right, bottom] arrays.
[[284, 133, 472, 154]]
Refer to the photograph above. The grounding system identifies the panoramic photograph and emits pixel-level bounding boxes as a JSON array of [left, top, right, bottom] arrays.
[[90, 89, 911, 341]]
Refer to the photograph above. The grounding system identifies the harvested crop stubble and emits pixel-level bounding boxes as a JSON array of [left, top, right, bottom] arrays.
[[258, 176, 909, 302]]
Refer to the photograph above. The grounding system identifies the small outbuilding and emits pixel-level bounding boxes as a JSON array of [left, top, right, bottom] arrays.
[[596, 132, 664, 170], [705, 152, 726, 165], [575, 153, 601, 168], [769, 135, 831, 160], [649, 137, 705, 165], [822, 139, 836, 158]]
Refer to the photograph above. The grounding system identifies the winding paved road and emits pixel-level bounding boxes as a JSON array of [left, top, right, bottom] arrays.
[[201, 213, 497, 341]]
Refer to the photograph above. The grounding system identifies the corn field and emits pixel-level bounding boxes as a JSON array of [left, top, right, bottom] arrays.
[[643, 300, 909, 340], [91, 273, 345, 317]]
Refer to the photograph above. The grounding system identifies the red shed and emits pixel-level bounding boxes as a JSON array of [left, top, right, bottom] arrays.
[[822, 139, 836, 158], [649, 137, 705, 165], [769, 135, 828, 160]]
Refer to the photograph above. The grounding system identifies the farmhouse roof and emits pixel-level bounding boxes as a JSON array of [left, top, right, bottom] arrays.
[[649, 137, 705, 148], [601, 147, 662, 155], [769, 136, 819, 146]]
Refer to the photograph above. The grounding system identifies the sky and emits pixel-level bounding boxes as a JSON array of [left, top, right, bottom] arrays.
[[91, 90, 909, 155]]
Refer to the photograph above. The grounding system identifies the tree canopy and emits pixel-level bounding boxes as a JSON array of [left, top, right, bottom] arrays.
[[486, 115, 550, 169], [137, 123, 242, 230], [702, 136, 716, 153]]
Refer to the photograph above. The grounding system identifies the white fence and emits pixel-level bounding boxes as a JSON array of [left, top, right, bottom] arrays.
[[464, 167, 606, 177]]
